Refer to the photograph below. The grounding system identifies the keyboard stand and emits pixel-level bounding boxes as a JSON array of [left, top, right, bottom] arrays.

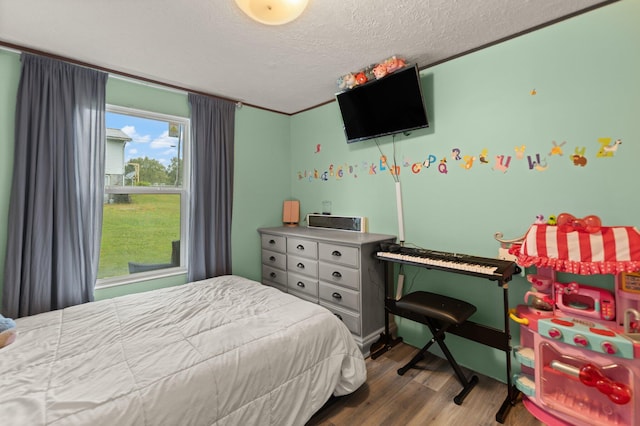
[[369, 306, 403, 359], [372, 257, 519, 424]]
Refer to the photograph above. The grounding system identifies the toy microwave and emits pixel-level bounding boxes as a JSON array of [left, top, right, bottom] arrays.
[[554, 281, 615, 321]]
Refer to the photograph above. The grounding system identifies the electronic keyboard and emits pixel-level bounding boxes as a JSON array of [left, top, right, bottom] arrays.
[[376, 246, 518, 282]]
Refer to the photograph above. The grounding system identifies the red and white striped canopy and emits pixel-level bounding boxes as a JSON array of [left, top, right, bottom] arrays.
[[510, 224, 640, 275]]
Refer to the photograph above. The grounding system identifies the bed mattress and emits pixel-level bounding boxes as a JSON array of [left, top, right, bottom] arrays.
[[1, 275, 366, 425]]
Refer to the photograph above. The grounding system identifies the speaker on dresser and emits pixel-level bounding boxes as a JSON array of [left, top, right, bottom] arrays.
[[307, 214, 367, 233]]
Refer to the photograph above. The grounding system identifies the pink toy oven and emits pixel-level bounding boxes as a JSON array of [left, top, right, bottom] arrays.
[[515, 310, 640, 426], [507, 223, 640, 425], [555, 281, 616, 321], [534, 335, 638, 426]]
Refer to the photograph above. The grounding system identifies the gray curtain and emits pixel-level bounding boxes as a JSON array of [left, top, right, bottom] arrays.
[[187, 93, 235, 282], [2, 54, 107, 318]]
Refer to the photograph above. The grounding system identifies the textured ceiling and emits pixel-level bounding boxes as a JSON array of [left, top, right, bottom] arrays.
[[0, 0, 613, 115]]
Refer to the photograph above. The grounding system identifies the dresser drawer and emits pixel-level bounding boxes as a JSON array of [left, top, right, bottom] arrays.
[[319, 282, 359, 312], [261, 234, 286, 253], [287, 271, 318, 300], [262, 264, 287, 287], [320, 302, 361, 335], [288, 254, 318, 278], [287, 238, 318, 259], [319, 243, 359, 268], [318, 263, 359, 290], [261, 249, 286, 270]]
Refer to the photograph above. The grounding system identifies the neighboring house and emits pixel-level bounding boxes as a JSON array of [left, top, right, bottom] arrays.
[[105, 128, 131, 187], [105, 128, 132, 203]]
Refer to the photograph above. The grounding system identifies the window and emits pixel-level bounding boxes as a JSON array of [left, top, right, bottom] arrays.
[[97, 105, 189, 286]]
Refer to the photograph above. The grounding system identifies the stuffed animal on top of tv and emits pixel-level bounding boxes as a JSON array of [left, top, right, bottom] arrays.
[[337, 55, 407, 91]]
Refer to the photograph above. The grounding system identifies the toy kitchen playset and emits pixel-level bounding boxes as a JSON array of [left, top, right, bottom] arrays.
[[504, 214, 640, 426]]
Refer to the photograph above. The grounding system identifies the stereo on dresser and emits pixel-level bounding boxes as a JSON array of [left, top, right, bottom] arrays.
[[306, 214, 367, 233]]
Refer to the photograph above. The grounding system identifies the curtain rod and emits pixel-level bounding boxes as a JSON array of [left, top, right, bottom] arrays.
[[0, 40, 287, 114]]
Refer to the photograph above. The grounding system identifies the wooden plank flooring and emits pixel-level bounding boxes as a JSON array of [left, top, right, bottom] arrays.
[[307, 342, 543, 426]]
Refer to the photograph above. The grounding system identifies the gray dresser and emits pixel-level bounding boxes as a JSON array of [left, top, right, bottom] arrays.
[[258, 226, 395, 355]]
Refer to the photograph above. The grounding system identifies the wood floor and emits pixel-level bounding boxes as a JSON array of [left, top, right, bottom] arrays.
[[307, 342, 544, 426]]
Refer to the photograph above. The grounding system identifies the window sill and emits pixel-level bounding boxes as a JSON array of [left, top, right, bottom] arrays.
[[95, 267, 187, 290]]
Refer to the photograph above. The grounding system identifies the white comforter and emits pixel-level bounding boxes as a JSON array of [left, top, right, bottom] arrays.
[[1, 275, 366, 425]]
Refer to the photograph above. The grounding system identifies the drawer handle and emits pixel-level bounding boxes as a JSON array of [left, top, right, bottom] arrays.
[[297, 281, 305, 288], [332, 292, 342, 300], [332, 250, 342, 257], [269, 256, 276, 262], [269, 272, 276, 278], [296, 244, 305, 251], [332, 271, 342, 278], [297, 262, 305, 269], [269, 239, 276, 245], [334, 313, 343, 321]]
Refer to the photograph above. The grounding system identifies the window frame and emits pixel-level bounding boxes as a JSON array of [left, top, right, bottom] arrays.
[[96, 104, 191, 289]]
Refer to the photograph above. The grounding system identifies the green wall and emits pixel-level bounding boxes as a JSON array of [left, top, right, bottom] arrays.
[[232, 105, 292, 280], [0, 50, 20, 307], [0, 0, 638, 383], [290, 0, 640, 380]]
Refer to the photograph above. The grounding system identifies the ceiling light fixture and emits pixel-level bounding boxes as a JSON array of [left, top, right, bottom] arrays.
[[234, 0, 309, 25]]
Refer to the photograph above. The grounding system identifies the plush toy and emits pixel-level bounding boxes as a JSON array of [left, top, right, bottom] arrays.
[[372, 63, 388, 79], [363, 64, 376, 82], [337, 73, 355, 91], [354, 71, 368, 85], [0, 329, 16, 348], [0, 314, 16, 348], [384, 55, 406, 73], [0, 314, 15, 333], [341, 73, 357, 90]]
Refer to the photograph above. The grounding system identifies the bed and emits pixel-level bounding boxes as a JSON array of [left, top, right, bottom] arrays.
[[0, 275, 366, 425]]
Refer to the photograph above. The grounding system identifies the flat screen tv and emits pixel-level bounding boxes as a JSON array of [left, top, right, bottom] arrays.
[[336, 64, 429, 143]]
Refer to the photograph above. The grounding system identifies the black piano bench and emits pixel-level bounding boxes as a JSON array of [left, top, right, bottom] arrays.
[[395, 291, 479, 405]]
